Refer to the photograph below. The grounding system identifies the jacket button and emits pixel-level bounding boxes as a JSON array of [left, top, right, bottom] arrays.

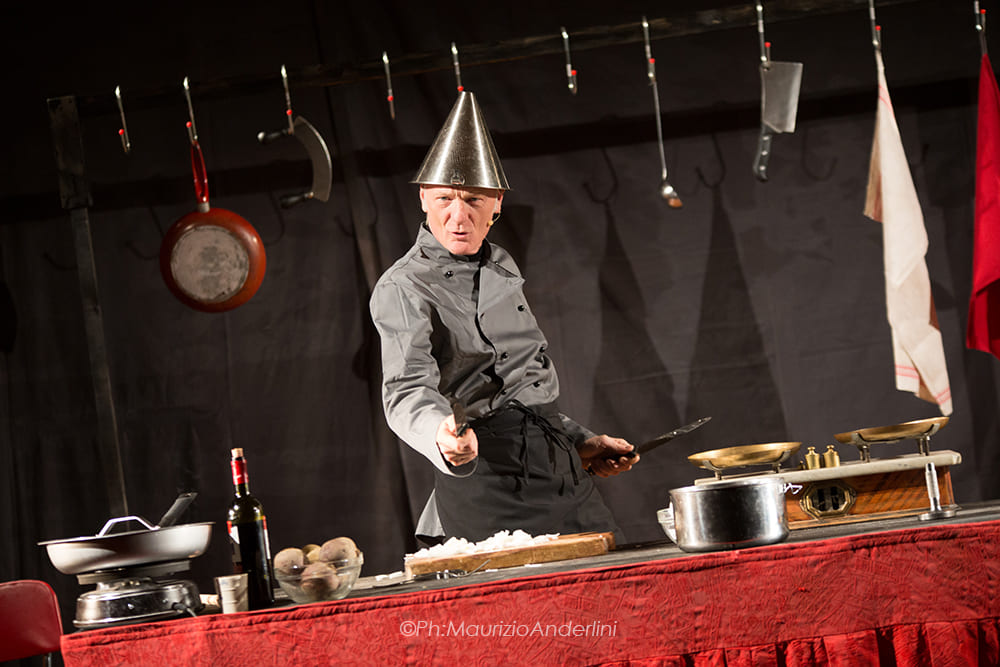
[[444, 270, 454, 278]]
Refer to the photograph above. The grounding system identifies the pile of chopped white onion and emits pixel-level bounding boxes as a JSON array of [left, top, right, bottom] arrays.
[[406, 529, 559, 560]]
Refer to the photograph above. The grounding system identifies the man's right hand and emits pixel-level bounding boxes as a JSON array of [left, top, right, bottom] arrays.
[[436, 414, 479, 467]]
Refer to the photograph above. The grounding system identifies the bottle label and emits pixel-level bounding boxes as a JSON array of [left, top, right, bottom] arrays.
[[231, 458, 248, 486], [227, 518, 272, 564], [228, 516, 275, 607], [227, 520, 241, 566]]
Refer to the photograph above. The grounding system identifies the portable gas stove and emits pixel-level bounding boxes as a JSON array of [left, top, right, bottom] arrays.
[[38, 494, 213, 630], [691, 417, 960, 529], [72, 559, 203, 629]]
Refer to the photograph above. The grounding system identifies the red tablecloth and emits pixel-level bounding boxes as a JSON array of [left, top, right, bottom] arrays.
[[61, 520, 1000, 666]]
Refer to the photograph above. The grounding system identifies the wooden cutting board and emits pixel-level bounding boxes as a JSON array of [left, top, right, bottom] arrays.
[[404, 532, 615, 577]]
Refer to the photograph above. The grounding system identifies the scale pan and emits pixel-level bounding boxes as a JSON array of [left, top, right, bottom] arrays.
[[834, 417, 949, 445], [688, 442, 802, 472]]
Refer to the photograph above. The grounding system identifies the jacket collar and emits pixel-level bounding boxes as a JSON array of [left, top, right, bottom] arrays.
[[417, 223, 492, 265]]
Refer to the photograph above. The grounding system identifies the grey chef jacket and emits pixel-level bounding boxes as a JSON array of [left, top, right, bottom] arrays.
[[370, 224, 618, 540]]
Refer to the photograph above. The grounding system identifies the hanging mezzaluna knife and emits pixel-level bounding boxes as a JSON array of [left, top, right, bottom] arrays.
[[257, 65, 333, 208]]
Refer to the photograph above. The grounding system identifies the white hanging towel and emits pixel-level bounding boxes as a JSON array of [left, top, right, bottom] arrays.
[[863, 50, 952, 416]]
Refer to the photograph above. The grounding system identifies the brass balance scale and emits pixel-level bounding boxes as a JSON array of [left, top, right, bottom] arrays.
[[689, 417, 959, 528]]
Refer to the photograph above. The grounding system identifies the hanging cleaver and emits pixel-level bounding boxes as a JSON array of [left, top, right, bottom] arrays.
[[754, 60, 803, 182], [258, 115, 333, 207]]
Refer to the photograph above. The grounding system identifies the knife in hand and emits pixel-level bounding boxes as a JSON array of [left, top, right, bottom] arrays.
[[608, 416, 712, 464], [449, 395, 470, 437]]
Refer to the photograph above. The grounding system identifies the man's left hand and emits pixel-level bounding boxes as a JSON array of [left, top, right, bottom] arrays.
[[578, 435, 639, 477]]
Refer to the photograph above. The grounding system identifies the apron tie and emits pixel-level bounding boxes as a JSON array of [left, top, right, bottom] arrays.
[[507, 400, 580, 488]]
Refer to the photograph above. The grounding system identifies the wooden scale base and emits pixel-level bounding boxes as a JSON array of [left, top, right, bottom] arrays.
[[781, 451, 959, 528], [690, 417, 959, 529]]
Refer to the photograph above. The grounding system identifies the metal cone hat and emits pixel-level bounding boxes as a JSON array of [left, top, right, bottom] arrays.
[[411, 91, 510, 190]]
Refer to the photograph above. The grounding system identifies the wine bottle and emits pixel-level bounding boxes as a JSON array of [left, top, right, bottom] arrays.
[[226, 447, 275, 609]]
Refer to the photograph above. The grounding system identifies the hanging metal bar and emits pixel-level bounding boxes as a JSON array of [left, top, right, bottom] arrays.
[[114, 86, 131, 154], [975, 2, 988, 56], [66, 0, 922, 119], [869, 0, 882, 50], [183, 77, 198, 143], [756, 3, 769, 65], [451, 42, 464, 92], [281, 65, 295, 134], [382, 51, 396, 119], [561, 27, 578, 94]]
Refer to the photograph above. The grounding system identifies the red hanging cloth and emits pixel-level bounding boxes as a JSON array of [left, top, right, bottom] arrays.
[[968, 53, 1000, 360]]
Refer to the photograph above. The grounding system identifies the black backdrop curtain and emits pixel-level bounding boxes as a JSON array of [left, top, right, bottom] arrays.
[[2, 0, 999, 638]]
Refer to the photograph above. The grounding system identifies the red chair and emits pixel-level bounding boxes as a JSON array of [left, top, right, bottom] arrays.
[[0, 579, 63, 664]]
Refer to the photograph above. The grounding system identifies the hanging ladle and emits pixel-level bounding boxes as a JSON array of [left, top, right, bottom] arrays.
[[642, 17, 681, 208]]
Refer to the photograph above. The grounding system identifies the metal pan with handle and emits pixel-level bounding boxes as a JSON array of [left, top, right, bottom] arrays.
[[160, 78, 266, 313], [39, 493, 213, 575]]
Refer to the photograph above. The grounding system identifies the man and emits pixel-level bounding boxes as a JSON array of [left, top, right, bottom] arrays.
[[370, 91, 638, 544]]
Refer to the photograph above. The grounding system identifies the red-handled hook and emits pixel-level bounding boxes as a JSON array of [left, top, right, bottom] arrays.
[[451, 43, 463, 92], [183, 77, 209, 208], [115, 85, 132, 154], [189, 138, 209, 207], [183, 77, 199, 143]]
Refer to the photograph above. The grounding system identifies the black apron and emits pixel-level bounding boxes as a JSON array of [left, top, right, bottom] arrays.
[[432, 401, 622, 543]]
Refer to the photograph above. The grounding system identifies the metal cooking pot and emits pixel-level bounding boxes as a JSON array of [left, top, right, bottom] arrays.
[[39, 515, 213, 575], [657, 477, 788, 552]]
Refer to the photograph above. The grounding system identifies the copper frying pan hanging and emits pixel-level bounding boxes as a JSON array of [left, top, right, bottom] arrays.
[[160, 79, 266, 313]]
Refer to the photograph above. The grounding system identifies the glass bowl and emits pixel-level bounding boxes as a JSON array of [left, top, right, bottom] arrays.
[[275, 553, 364, 603]]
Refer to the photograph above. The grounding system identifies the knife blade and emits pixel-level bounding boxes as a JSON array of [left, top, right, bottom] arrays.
[[755, 60, 802, 182], [449, 395, 470, 437], [603, 416, 711, 465], [292, 116, 333, 202], [634, 416, 712, 456]]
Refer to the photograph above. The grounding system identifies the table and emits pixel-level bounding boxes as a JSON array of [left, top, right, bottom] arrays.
[[60, 507, 1000, 666]]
